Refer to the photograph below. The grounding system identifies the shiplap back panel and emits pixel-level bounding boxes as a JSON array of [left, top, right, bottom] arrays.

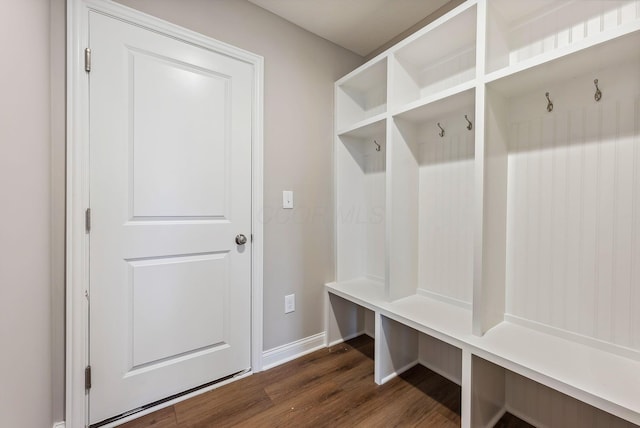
[[505, 60, 640, 351], [418, 116, 475, 304], [505, 371, 638, 428], [337, 136, 386, 282], [364, 149, 386, 282]]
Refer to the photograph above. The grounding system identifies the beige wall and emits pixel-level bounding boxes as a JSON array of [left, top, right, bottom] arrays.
[[0, 0, 53, 426], [115, 0, 364, 350]]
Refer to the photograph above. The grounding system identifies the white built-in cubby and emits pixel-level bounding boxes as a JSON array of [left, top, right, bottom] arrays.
[[328, 1, 640, 427], [391, 2, 477, 109], [391, 89, 476, 307], [336, 58, 387, 133], [335, 118, 386, 292]]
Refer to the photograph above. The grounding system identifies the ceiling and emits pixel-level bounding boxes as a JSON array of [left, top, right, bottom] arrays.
[[247, 0, 451, 57]]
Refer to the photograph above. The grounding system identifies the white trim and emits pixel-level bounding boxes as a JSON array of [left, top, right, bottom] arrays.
[[417, 359, 461, 387], [66, 1, 264, 426], [262, 333, 326, 371], [53, 422, 66, 428], [504, 314, 640, 361], [483, 407, 507, 428], [326, 330, 366, 348], [380, 360, 419, 384], [503, 405, 543, 428], [416, 288, 472, 311]]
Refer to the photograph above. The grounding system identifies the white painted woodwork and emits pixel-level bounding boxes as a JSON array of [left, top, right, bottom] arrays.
[[502, 60, 640, 353], [473, 84, 508, 336], [324, 292, 367, 347], [486, 0, 640, 74], [329, 0, 640, 425], [504, 370, 638, 428], [376, 314, 418, 384], [471, 354, 638, 428], [394, 91, 475, 305], [336, 59, 387, 132], [391, 3, 477, 108], [470, 322, 640, 425], [470, 356, 505, 428], [336, 120, 386, 285], [418, 334, 463, 386], [89, 12, 253, 423]]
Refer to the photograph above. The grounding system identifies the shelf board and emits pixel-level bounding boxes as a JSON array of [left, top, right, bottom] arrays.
[[392, 83, 475, 123], [469, 322, 640, 426], [337, 57, 387, 90], [337, 113, 387, 139], [380, 293, 472, 347], [485, 25, 640, 97], [327, 281, 472, 349], [393, 0, 477, 67], [325, 278, 387, 312]]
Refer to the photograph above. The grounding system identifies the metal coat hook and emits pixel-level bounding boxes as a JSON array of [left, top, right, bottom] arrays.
[[594, 79, 602, 102], [545, 92, 554, 112], [437, 123, 445, 138], [465, 115, 473, 131], [373, 139, 381, 152]]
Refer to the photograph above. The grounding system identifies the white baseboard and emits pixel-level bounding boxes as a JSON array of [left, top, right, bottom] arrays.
[[380, 360, 419, 384], [418, 359, 461, 386], [504, 404, 546, 428], [484, 407, 507, 428], [504, 314, 640, 361], [326, 330, 365, 347], [52, 422, 65, 428], [262, 332, 326, 370]]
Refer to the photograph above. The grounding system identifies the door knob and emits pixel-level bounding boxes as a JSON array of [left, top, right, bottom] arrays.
[[235, 234, 248, 245]]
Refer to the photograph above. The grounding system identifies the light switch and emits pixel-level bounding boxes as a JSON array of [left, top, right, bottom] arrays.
[[283, 190, 293, 209]]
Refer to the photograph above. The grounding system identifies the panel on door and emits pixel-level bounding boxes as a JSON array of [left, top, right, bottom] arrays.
[[88, 11, 253, 424]]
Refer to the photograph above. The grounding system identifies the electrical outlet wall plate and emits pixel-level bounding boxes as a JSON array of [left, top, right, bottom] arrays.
[[284, 294, 295, 313], [282, 190, 293, 209]]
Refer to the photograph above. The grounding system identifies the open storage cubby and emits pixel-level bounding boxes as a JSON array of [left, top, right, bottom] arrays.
[[379, 316, 462, 419], [471, 355, 638, 428], [391, 89, 475, 306], [336, 59, 387, 132], [486, 0, 640, 76], [325, 293, 375, 347], [483, 39, 640, 357], [391, 3, 477, 109], [328, 1, 640, 426], [335, 119, 386, 289]]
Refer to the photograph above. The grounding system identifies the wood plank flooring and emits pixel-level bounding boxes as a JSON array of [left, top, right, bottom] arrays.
[[118, 336, 533, 428]]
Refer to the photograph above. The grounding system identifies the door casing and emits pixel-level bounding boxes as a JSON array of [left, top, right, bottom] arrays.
[[66, 1, 264, 426]]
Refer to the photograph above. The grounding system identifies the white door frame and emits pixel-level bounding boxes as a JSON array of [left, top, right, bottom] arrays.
[[66, 1, 264, 425]]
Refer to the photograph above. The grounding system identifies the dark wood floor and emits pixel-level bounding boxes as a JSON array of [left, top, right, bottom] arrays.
[[119, 336, 533, 427]]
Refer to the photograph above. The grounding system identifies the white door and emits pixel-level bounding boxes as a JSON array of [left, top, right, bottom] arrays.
[[88, 11, 253, 424]]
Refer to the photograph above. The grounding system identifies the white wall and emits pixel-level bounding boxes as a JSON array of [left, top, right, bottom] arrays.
[[115, 0, 364, 350], [0, 0, 53, 427]]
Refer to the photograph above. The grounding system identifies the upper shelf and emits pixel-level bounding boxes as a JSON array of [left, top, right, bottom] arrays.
[[486, 0, 640, 76], [486, 27, 640, 97], [391, 3, 477, 109], [336, 59, 387, 131]]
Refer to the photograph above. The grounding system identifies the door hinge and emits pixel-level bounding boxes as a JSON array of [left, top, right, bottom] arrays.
[[251, 234, 254, 243], [85, 365, 92, 390], [84, 48, 91, 72], [85, 208, 91, 233]]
